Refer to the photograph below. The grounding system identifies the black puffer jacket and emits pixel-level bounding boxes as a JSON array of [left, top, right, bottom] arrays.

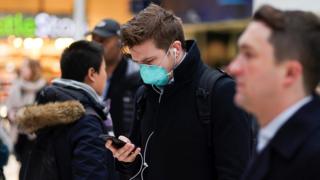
[[17, 83, 118, 180]]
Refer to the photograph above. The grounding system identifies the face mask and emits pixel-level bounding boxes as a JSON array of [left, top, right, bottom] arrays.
[[139, 64, 170, 86], [139, 48, 175, 86]]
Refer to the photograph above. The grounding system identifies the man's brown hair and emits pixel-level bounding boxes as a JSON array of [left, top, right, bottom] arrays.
[[121, 3, 186, 51], [253, 5, 320, 93]]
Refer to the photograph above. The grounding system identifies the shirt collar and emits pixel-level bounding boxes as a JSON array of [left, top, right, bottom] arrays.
[[257, 95, 312, 153]]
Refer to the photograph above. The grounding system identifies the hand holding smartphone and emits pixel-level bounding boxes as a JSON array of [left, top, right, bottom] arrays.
[[103, 134, 140, 163], [99, 134, 126, 149]]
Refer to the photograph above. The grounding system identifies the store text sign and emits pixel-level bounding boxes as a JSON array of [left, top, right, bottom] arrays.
[[0, 13, 35, 37], [0, 13, 76, 38]]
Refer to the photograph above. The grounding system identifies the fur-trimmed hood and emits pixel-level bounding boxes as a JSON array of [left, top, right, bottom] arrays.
[[16, 100, 85, 133]]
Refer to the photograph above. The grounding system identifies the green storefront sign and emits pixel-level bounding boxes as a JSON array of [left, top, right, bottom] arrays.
[[0, 13, 36, 37], [0, 13, 76, 38]]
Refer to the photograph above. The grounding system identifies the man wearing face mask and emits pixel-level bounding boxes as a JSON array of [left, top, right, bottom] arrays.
[[86, 19, 141, 137], [105, 4, 253, 180]]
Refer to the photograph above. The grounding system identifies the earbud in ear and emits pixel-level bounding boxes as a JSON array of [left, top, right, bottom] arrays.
[[171, 48, 177, 57]]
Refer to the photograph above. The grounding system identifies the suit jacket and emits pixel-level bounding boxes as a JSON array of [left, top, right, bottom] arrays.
[[242, 94, 320, 180]]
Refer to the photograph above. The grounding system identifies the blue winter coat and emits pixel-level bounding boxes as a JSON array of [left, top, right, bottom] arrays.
[[17, 83, 118, 180]]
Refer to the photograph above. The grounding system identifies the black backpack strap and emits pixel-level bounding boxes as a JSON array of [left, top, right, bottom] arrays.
[[196, 66, 229, 147], [135, 85, 147, 122]]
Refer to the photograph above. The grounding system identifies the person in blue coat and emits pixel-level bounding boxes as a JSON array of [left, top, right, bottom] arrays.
[[16, 40, 118, 180], [228, 5, 320, 180]]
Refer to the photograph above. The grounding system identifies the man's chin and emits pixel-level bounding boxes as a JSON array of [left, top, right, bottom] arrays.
[[234, 94, 249, 111]]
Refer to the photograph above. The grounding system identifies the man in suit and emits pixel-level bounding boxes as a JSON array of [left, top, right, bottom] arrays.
[[228, 5, 320, 180]]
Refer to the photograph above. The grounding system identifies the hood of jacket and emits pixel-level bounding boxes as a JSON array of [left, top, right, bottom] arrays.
[[16, 82, 107, 133], [38, 83, 107, 118], [16, 100, 85, 133]]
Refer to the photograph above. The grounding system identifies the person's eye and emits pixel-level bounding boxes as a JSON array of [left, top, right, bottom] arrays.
[[243, 51, 254, 60], [144, 58, 155, 65]]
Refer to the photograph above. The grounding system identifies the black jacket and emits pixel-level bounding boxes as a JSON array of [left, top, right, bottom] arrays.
[[17, 83, 118, 180], [105, 57, 141, 137], [242, 95, 320, 180], [119, 40, 252, 180]]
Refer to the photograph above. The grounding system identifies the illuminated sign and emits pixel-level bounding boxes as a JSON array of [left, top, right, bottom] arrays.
[[35, 13, 76, 38], [0, 13, 35, 37], [0, 13, 77, 38]]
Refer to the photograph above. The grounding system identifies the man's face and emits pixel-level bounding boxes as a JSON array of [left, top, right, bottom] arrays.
[[228, 21, 286, 116], [129, 39, 174, 72], [92, 59, 107, 95], [92, 34, 121, 66]]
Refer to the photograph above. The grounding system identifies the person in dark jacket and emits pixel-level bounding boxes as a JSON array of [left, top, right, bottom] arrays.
[[16, 40, 118, 180], [105, 4, 252, 180], [228, 5, 320, 180], [0, 139, 9, 180], [87, 19, 141, 137]]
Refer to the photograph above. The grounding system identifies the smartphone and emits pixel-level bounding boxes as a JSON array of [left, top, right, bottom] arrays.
[[99, 134, 126, 149]]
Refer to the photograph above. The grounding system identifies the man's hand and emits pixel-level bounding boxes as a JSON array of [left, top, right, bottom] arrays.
[[105, 135, 141, 162]]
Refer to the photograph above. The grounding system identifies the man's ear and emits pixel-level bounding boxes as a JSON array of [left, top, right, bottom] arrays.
[[171, 40, 182, 58], [283, 60, 303, 87], [172, 40, 182, 52], [86, 67, 96, 83]]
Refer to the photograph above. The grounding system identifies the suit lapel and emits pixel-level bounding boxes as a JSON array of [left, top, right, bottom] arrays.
[[242, 147, 271, 180], [270, 95, 320, 159], [243, 95, 320, 180]]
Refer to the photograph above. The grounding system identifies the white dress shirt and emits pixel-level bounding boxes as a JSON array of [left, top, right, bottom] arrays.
[[257, 96, 312, 153]]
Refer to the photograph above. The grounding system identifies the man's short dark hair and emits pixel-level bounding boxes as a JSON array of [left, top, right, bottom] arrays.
[[253, 5, 320, 93], [60, 40, 104, 82], [121, 3, 186, 51]]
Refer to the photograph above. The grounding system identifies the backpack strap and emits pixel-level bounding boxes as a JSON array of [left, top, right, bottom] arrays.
[[196, 66, 229, 147], [135, 85, 147, 122]]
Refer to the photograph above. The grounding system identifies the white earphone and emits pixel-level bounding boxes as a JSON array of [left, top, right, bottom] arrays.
[[173, 48, 177, 53]]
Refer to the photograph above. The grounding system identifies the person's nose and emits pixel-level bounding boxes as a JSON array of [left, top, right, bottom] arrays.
[[228, 56, 244, 78]]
